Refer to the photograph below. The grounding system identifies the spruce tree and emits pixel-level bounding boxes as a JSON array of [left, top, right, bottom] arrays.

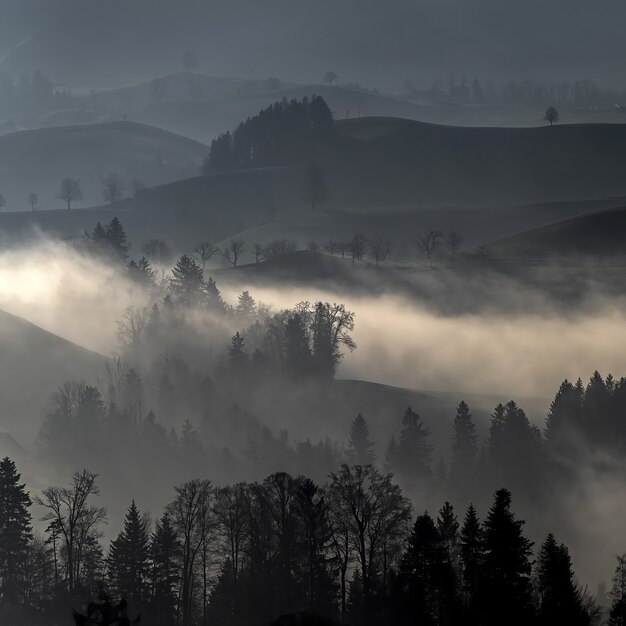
[[389, 407, 432, 486], [537, 533, 589, 626], [480, 489, 534, 626], [0, 457, 32, 605], [106, 500, 151, 606], [437, 502, 459, 570], [450, 401, 477, 489], [170, 255, 204, 305], [396, 512, 458, 625], [148, 513, 179, 626], [459, 504, 483, 622], [105, 216, 129, 261], [347, 414, 376, 466]]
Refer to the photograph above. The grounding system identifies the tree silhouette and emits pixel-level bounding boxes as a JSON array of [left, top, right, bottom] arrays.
[[417, 230, 443, 266], [0, 457, 33, 605], [544, 106, 559, 126], [106, 500, 151, 606], [480, 489, 533, 626], [347, 414, 376, 466], [324, 71, 338, 87], [102, 172, 126, 204], [57, 178, 82, 209], [224, 239, 245, 267], [36, 470, 106, 599], [537, 533, 589, 626], [27, 192, 39, 211], [170, 255, 204, 304], [450, 401, 478, 492]]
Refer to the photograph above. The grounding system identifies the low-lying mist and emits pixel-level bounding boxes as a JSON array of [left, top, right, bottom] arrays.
[[3, 241, 626, 403]]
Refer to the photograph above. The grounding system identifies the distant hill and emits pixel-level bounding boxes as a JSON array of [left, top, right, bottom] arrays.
[[0, 167, 301, 251], [325, 118, 626, 208], [5, 117, 626, 254], [482, 206, 626, 259], [0, 309, 105, 442], [0, 120, 206, 211]]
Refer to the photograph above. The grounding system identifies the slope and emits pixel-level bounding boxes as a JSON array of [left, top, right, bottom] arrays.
[[0, 309, 106, 442], [0, 121, 207, 210]]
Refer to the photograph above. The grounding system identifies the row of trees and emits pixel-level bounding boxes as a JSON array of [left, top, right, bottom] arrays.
[[1, 457, 614, 625]]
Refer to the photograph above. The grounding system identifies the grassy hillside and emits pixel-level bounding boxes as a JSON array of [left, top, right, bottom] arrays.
[[326, 118, 626, 207], [483, 205, 626, 259], [0, 120, 206, 210], [0, 309, 106, 443], [4, 118, 626, 254], [0, 168, 298, 251]]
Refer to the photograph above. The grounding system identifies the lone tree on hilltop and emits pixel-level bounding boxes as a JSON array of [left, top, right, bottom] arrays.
[[27, 192, 39, 211], [544, 106, 559, 126], [57, 178, 82, 209], [324, 71, 338, 87]]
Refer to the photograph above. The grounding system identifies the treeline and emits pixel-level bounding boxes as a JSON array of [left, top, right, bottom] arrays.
[[416, 75, 626, 110], [2, 457, 619, 626], [203, 96, 334, 172]]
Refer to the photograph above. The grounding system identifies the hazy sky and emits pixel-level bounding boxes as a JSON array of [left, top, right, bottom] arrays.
[[1, 0, 626, 90]]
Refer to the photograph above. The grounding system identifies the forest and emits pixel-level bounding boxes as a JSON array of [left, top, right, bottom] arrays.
[[0, 218, 625, 625]]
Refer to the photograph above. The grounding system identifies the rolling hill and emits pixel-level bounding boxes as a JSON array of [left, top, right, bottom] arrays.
[[482, 205, 626, 259], [0, 309, 106, 443], [0, 120, 207, 211], [4, 118, 626, 256]]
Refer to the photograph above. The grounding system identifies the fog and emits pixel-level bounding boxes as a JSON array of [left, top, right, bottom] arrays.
[[2, 0, 626, 90], [4, 243, 626, 403]]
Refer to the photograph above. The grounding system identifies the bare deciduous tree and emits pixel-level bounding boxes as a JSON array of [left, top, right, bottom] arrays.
[[328, 465, 411, 608], [102, 172, 126, 204], [223, 239, 245, 267], [166, 479, 212, 626], [116, 306, 148, 348], [369, 238, 392, 266], [416, 229, 444, 266], [253, 243, 265, 265], [57, 178, 83, 209], [35, 470, 106, 599], [194, 241, 218, 270], [142, 239, 171, 265], [349, 233, 366, 262]]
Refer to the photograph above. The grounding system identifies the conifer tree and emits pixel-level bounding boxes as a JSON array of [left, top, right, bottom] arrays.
[[450, 401, 478, 489], [236, 291, 256, 317], [459, 504, 483, 622], [148, 513, 179, 626], [396, 512, 458, 625], [170, 255, 204, 305], [437, 501, 459, 571], [0, 457, 33, 605], [106, 501, 151, 606], [480, 489, 534, 626], [388, 407, 432, 486], [105, 217, 129, 261], [347, 414, 376, 466], [537, 533, 589, 626]]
